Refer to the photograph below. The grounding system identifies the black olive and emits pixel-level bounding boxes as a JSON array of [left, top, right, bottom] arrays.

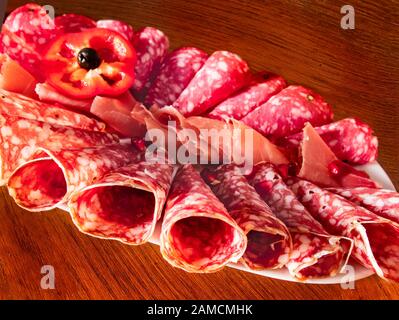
[[77, 48, 101, 70]]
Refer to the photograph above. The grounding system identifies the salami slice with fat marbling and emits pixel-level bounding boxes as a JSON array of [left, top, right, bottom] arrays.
[[0, 114, 118, 185], [69, 161, 174, 245], [131, 27, 169, 100], [208, 72, 286, 120], [55, 14, 96, 33], [0, 89, 105, 131], [288, 178, 399, 281], [96, 20, 134, 42], [7, 144, 142, 211], [247, 163, 351, 279], [144, 47, 208, 107], [242, 85, 333, 139], [173, 51, 250, 116], [160, 164, 247, 273], [201, 164, 291, 270], [280, 118, 378, 164], [0, 28, 44, 79], [2, 3, 58, 78], [329, 187, 399, 224]]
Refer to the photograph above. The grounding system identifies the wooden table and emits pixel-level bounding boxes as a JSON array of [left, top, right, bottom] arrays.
[[1, 0, 398, 300]]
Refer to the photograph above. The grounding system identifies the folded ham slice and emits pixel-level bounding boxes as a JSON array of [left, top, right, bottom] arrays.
[[160, 164, 247, 272], [69, 161, 175, 245], [297, 123, 379, 188]]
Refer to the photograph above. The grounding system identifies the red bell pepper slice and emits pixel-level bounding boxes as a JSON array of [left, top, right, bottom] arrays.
[[43, 28, 136, 99]]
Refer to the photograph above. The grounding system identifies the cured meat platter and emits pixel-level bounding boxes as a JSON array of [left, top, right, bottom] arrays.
[[1, 3, 399, 286], [57, 159, 394, 284]]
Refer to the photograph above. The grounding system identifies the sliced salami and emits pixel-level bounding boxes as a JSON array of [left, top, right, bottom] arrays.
[[2, 3, 57, 51], [201, 164, 291, 270], [55, 14, 96, 33], [0, 114, 118, 184], [69, 161, 174, 245], [288, 178, 399, 281], [247, 163, 351, 279], [7, 144, 142, 211], [131, 27, 169, 100], [0, 28, 44, 79], [329, 187, 399, 224], [173, 51, 250, 116], [280, 118, 378, 164], [208, 72, 287, 120], [96, 20, 134, 42], [0, 89, 105, 131], [241, 85, 333, 139], [160, 164, 247, 272], [2, 3, 58, 78], [144, 47, 208, 107]]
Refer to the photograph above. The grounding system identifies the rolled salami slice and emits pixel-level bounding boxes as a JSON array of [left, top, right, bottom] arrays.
[[69, 161, 174, 245], [247, 163, 351, 279], [279, 118, 378, 164], [131, 27, 169, 100], [0, 89, 105, 131], [208, 72, 286, 120], [173, 51, 250, 116], [7, 144, 142, 212], [144, 47, 209, 107], [96, 20, 134, 42], [160, 164, 247, 273], [0, 114, 118, 185], [328, 187, 399, 224], [201, 164, 291, 270], [288, 178, 399, 281], [241, 85, 333, 139]]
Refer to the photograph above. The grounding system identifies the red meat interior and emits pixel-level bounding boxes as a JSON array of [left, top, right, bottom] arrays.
[[299, 250, 344, 278], [77, 186, 155, 240], [9, 160, 67, 209], [170, 217, 236, 268], [245, 231, 286, 268], [364, 222, 399, 281]]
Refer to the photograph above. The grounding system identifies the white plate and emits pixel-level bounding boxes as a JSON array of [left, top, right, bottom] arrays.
[[59, 161, 395, 284]]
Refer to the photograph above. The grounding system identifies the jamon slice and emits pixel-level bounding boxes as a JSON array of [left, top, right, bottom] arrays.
[[298, 123, 379, 188]]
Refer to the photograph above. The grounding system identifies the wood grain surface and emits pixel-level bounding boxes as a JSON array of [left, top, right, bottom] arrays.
[[1, 0, 398, 300]]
